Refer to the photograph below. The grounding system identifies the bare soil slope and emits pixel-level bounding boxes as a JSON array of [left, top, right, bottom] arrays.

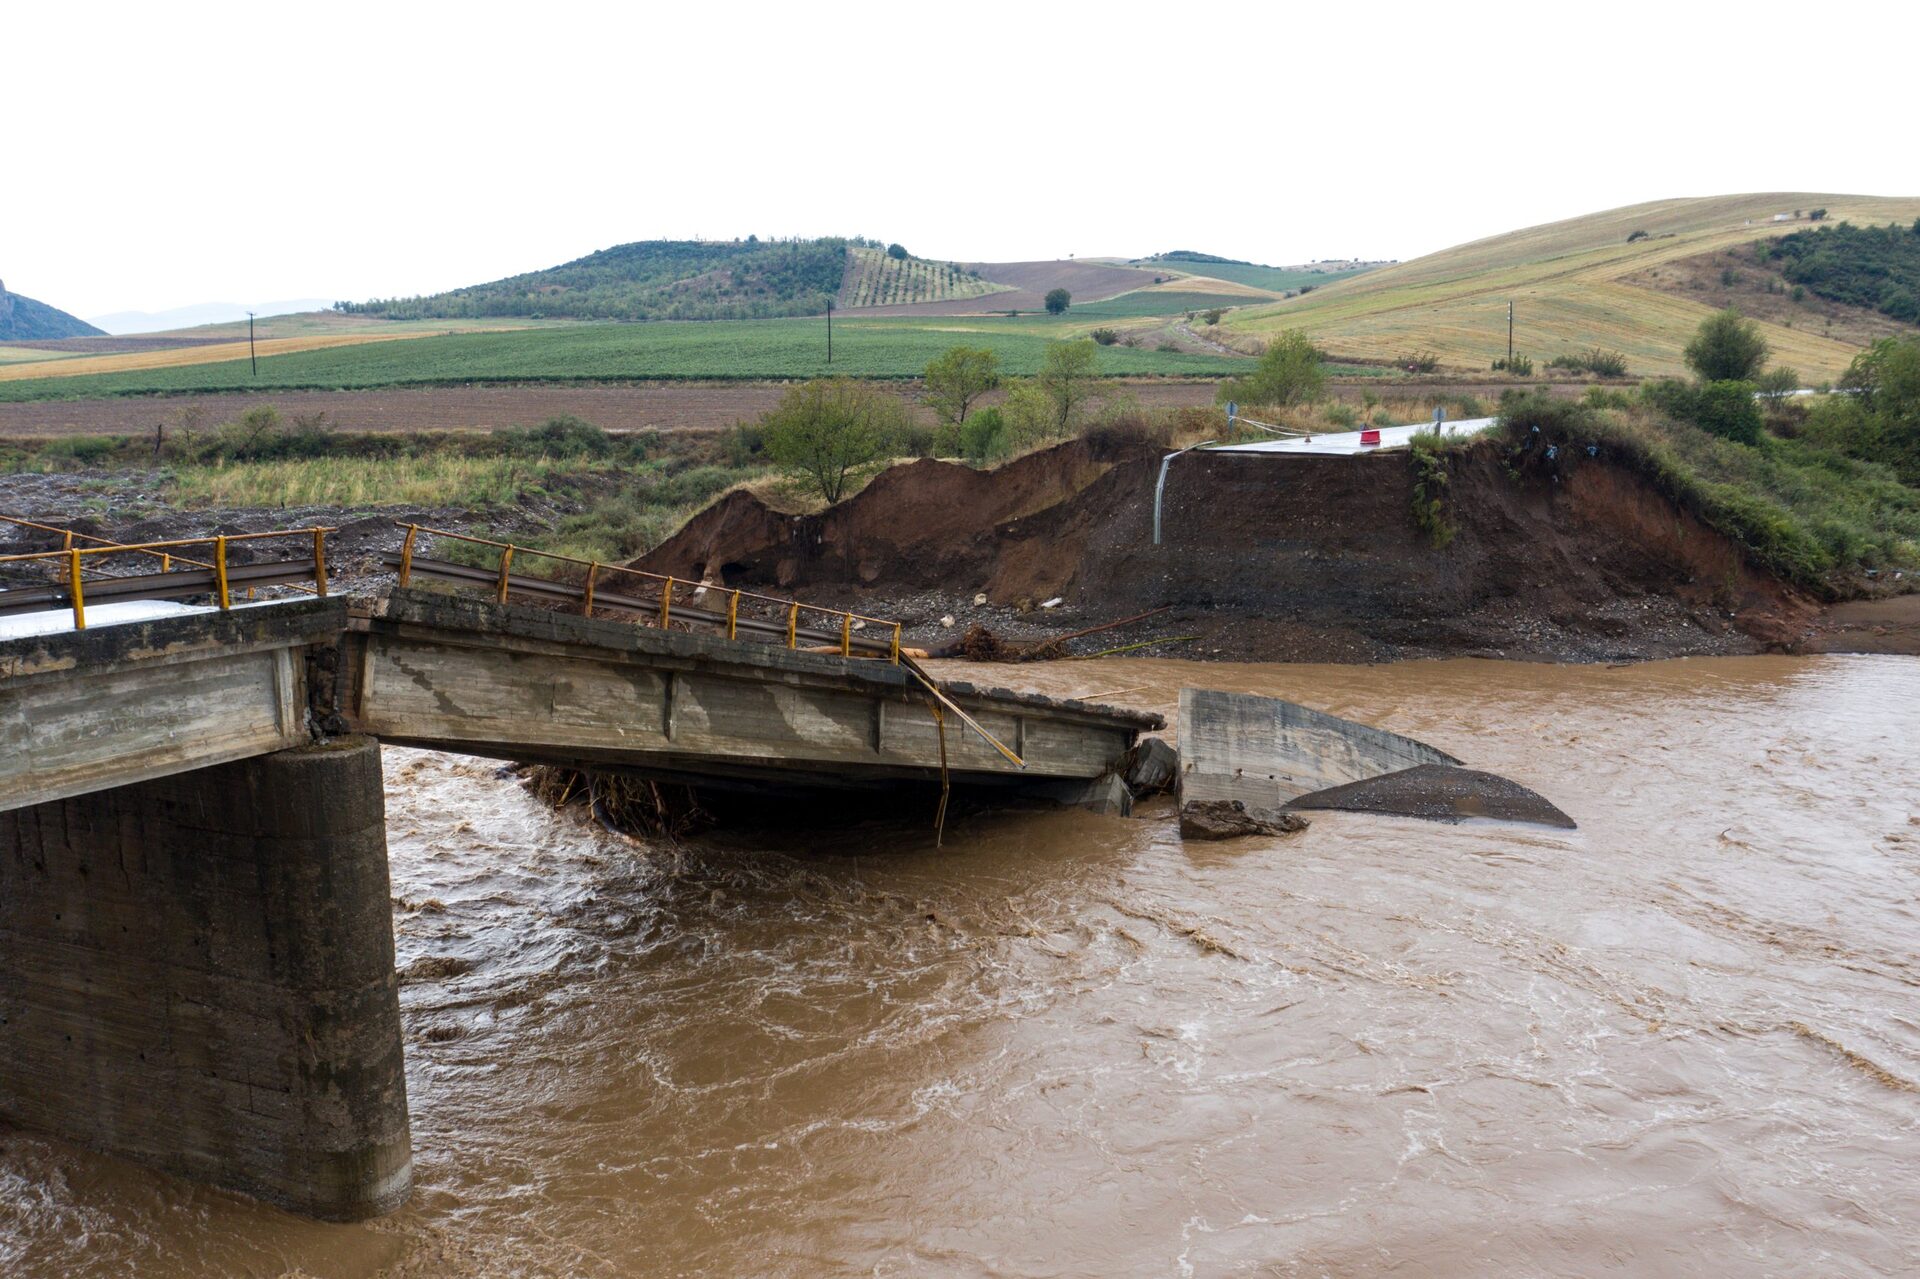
[[638, 436, 1818, 662]]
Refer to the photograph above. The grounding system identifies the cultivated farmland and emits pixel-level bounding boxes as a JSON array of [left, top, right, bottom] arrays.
[[0, 332, 428, 383], [839, 248, 1009, 309], [0, 316, 1242, 401]]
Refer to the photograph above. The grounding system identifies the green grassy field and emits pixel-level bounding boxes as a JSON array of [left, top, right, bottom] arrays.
[[0, 316, 1245, 401]]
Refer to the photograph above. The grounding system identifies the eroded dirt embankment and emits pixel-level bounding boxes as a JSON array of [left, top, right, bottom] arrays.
[[638, 435, 1826, 663]]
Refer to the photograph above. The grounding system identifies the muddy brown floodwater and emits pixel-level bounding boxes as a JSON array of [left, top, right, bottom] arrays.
[[4, 655, 1919, 1276]]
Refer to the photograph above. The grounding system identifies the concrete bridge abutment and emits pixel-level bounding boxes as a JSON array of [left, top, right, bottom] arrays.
[[0, 735, 412, 1221]]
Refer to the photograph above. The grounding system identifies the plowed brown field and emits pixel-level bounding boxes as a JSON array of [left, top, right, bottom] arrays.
[[0, 380, 1225, 437]]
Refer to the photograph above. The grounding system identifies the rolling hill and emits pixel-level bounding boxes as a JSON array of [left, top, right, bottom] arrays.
[[0, 281, 104, 340], [1132, 251, 1381, 294], [338, 238, 1090, 324], [340, 237, 854, 323], [1224, 194, 1920, 379]]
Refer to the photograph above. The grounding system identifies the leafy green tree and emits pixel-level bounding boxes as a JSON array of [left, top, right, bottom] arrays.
[[1044, 288, 1071, 315], [1002, 382, 1060, 449], [1217, 328, 1327, 408], [1843, 337, 1920, 420], [761, 378, 909, 505], [887, 243, 909, 260], [1684, 308, 1770, 382], [924, 345, 1000, 425], [1037, 339, 1099, 432]]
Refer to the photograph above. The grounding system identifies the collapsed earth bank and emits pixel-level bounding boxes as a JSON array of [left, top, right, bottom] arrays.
[[636, 433, 1832, 663]]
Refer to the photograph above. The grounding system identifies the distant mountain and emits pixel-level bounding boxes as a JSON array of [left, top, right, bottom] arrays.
[[340, 238, 854, 323], [0, 280, 105, 340], [88, 298, 335, 335]]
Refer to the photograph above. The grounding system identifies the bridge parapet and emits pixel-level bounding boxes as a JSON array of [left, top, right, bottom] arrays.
[[346, 587, 1159, 795]]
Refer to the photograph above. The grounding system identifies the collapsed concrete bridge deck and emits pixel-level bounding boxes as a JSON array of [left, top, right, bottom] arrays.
[[0, 585, 1160, 1220]]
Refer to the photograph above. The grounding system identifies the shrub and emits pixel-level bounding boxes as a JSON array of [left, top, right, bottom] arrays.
[[1646, 378, 1762, 444], [1684, 308, 1769, 382], [1156, 341, 1180, 353], [37, 435, 119, 466], [1492, 353, 1533, 375], [1202, 308, 1224, 326], [1547, 347, 1629, 377], [1407, 430, 1456, 549], [1585, 349, 1628, 377], [1627, 230, 1650, 243], [958, 407, 1008, 463], [1694, 381, 1764, 444], [1044, 288, 1071, 315], [886, 243, 909, 260], [495, 414, 612, 460], [1755, 367, 1801, 398], [723, 421, 765, 466], [1217, 329, 1326, 409], [1090, 327, 1121, 346], [1401, 350, 1440, 374]]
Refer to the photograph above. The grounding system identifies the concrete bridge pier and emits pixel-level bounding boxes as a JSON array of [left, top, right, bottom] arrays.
[[0, 735, 412, 1220]]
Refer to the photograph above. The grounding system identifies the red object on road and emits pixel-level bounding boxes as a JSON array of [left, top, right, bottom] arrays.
[[1359, 429, 1382, 446]]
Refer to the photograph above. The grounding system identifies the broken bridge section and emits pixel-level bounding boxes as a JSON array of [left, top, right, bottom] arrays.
[[1176, 687, 1572, 831], [345, 588, 1160, 801], [1, 583, 1159, 1222]]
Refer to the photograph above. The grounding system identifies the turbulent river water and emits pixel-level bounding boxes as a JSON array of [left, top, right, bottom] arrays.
[[4, 654, 1918, 1277]]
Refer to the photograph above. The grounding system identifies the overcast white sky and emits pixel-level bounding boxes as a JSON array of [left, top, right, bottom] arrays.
[[8, 0, 1915, 318]]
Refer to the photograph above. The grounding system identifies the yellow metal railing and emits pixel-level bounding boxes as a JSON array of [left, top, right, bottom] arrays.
[[0, 527, 333, 631], [394, 522, 905, 663]]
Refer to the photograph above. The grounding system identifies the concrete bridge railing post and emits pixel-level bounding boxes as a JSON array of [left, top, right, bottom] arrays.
[[0, 735, 412, 1220]]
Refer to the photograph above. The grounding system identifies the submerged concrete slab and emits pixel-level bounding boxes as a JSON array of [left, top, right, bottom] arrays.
[[1285, 763, 1577, 828], [0, 736, 412, 1220], [1177, 687, 1459, 812]]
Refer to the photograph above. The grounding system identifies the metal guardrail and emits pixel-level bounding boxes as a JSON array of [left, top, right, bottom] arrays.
[[390, 524, 1025, 770], [391, 522, 905, 662], [0, 515, 1026, 771], [0, 527, 333, 631]]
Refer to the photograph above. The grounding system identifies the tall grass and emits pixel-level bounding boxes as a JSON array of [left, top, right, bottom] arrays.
[[166, 455, 581, 509]]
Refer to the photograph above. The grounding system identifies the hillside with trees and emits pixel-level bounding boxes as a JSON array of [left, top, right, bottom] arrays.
[[1763, 220, 1920, 322], [0, 281, 104, 340], [337, 237, 854, 322]]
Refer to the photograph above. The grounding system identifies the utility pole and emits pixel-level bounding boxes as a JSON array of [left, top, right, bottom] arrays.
[[826, 300, 833, 365], [1506, 300, 1514, 368], [248, 311, 257, 377]]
